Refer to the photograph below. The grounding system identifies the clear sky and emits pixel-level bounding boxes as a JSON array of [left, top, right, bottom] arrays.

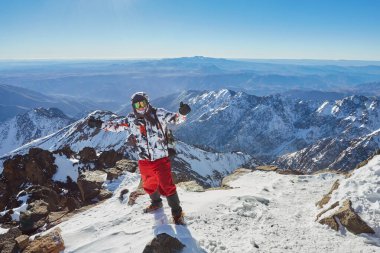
[[0, 0, 379, 60]]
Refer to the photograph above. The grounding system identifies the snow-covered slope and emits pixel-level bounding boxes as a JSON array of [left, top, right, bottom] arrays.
[[277, 130, 380, 173], [156, 89, 380, 172], [0, 108, 73, 156], [40, 168, 379, 252], [1, 110, 251, 186], [318, 154, 380, 239]]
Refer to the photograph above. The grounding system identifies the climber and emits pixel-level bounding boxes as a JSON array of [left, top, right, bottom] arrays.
[[88, 92, 191, 225]]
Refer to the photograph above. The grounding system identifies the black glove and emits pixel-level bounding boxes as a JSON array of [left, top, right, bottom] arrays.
[[179, 102, 191, 115], [87, 116, 103, 128]]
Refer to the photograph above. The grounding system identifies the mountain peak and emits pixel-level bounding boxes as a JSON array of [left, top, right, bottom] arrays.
[[32, 107, 70, 119]]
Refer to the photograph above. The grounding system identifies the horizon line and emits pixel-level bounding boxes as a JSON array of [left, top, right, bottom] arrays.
[[0, 56, 380, 62]]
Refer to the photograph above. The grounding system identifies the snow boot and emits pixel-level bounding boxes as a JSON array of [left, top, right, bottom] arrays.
[[172, 212, 186, 225], [143, 190, 163, 213], [167, 192, 185, 225], [143, 201, 163, 213]]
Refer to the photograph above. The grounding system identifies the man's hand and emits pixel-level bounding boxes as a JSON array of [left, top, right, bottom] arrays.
[[179, 102, 191, 115], [87, 116, 103, 128]]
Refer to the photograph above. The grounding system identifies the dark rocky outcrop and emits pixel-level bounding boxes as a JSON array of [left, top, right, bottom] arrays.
[[0, 146, 130, 237], [143, 233, 185, 253], [53, 146, 75, 159], [0, 227, 22, 253], [19, 200, 50, 234], [106, 159, 138, 181], [96, 149, 123, 169], [115, 159, 138, 173], [2, 148, 56, 195], [78, 147, 97, 163], [26, 186, 60, 212]]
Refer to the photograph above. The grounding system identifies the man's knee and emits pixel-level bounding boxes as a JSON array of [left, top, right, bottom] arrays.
[[143, 176, 159, 195]]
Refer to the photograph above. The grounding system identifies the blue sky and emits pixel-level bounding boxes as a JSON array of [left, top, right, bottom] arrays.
[[0, 0, 379, 60]]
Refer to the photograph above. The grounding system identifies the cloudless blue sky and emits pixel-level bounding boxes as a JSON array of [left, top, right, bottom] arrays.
[[0, 0, 379, 60]]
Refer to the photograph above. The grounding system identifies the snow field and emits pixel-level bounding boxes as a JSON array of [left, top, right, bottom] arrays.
[[36, 170, 380, 253]]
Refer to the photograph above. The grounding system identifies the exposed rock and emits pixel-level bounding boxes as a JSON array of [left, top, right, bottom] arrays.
[[77, 170, 107, 202], [97, 150, 123, 169], [115, 159, 138, 173], [26, 148, 57, 185], [98, 189, 113, 201], [15, 234, 30, 251], [0, 210, 13, 223], [221, 168, 252, 187], [319, 215, 339, 231], [53, 146, 75, 159], [177, 181, 205, 192], [335, 200, 375, 234], [128, 189, 146, 206], [171, 172, 179, 184], [23, 228, 65, 253], [2, 148, 56, 194], [119, 188, 129, 202], [277, 169, 304, 175], [0, 240, 17, 252], [3, 154, 29, 193], [256, 165, 278, 171], [316, 201, 339, 221], [26, 185, 60, 212], [0, 227, 22, 253], [78, 147, 97, 163], [65, 197, 81, 212], [106, 167, 122, 181], [316, 180, 340, 208], [318, 200, 375, 235], [19, 200, 49, 233], [143, 233, 185, 253], [0, 181, 9, 211], [48, 211, 67, 224]]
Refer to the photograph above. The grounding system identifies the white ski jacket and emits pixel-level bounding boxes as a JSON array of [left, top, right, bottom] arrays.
[[101, 108, 185, 161]]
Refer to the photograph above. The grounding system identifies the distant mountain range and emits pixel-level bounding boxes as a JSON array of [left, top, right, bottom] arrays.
[[153, 89, 380, 172], [1, 57, 380, 104], [0, 84, 121, 122], [0, 85, 379, 174]]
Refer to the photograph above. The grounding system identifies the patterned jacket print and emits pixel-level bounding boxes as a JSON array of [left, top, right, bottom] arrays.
[[101, 108, 185, 161]]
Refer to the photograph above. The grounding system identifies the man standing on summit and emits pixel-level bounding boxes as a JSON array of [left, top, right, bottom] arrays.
[[88, 92, 191, 225]]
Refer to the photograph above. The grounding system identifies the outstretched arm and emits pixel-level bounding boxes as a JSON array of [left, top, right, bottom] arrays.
[[88, 116, 130, 132]]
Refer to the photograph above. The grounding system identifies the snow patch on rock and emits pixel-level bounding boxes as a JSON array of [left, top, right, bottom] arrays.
[[52, 154, 80, 183]]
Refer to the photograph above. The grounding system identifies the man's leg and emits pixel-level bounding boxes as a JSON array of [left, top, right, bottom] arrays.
[[149, 189, 162, 206], [155, 157, 184, 223], [166, 192, 182, 217], [138, 160, 162, 213]]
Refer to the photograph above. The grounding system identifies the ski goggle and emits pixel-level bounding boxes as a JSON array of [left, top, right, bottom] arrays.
[[133, 100, 147, 109]]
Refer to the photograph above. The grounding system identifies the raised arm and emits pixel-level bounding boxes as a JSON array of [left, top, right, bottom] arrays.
[[156, 102, 191, 125]]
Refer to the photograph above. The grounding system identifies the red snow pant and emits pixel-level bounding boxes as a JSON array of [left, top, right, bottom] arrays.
[[138, 157, 177, 196]]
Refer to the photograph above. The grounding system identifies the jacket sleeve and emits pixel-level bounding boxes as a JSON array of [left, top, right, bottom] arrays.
[[101, 116, 131, 133], [156, 108, 186, 125]]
